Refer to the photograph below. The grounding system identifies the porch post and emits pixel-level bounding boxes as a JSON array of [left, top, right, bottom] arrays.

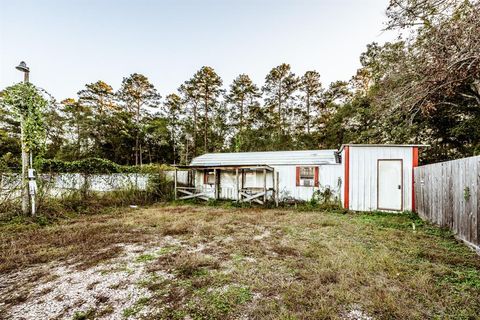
[[236, 168, 239, 202], [214, 169, 218, 200], [275, 171, 279, 207], [272, 168, 275, 203], [174, 167, 178, 200], [263, 168, 267, 203]]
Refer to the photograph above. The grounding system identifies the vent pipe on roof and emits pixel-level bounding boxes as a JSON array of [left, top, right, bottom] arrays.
[[334, 151, 342, 164]]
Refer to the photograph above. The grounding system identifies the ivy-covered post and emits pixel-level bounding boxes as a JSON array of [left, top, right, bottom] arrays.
[[20, 113, 29, 214], [16, 61, 30, 214], [0, 79, 47, 215]]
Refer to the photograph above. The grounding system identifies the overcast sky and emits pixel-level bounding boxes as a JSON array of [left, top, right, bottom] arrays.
[[0, 0, 394, 101]]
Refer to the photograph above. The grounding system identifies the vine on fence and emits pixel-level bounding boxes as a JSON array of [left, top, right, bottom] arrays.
[[35, 158, 173, 174]]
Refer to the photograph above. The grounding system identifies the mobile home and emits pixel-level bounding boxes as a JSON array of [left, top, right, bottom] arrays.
[[174, 144, 424, 211]]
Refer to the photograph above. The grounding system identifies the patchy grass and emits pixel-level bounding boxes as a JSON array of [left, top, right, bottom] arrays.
[[1, 204, 480, 319]]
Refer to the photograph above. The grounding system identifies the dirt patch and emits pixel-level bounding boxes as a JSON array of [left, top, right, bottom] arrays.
[[0, 242, 176, 320], [1, 205, 480, 319]]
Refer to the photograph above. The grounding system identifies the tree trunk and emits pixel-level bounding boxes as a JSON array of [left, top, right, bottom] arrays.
[[278, 81, 282, 135], [240, 97, 244, 132], [135, 102, 141, 166], [193, 101, 197, 157], [76, 117, 81, 158], [204, 87, 209, 153], [306, 92, 310, 134]]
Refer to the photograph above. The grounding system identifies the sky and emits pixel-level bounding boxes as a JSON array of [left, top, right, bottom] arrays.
[[0, 0, 394, 101]]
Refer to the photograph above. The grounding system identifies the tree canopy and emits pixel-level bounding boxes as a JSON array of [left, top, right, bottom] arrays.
[[1, 0, 479, 168]]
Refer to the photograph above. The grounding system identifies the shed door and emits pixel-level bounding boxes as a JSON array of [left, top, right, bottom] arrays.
[[377, 160, 403, 211]]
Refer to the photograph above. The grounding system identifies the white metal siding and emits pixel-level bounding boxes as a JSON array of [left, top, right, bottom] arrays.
[[348, 146, 413, 211], [194, 164, 342, 202]]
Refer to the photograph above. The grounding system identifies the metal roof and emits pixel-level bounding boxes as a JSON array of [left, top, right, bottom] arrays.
[[338, 144, 429, 152], [189, 150, 338, 167]]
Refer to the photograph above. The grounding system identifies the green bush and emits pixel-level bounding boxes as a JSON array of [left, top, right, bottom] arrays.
[[147, 174, 174, 201], [34, 157, 174, 174]]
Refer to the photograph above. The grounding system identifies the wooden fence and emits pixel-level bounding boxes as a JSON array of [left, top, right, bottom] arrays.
[[414, 155, 480, 249]]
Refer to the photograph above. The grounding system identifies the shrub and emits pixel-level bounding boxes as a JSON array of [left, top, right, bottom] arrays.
[[35, 157, 174, 174]]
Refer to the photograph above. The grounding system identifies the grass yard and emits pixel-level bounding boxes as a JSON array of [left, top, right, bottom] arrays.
[[1, 204, 480, 319]]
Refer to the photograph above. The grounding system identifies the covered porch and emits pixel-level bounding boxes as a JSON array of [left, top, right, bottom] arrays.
[[173, 165, 279, 205]]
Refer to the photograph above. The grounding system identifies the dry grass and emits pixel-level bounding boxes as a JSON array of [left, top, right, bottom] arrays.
[[1, 204, 480, 319]]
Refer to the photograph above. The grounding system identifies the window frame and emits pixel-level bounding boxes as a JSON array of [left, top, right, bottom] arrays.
[[203, 170, 216, 185], [296, 166, 319, 187]]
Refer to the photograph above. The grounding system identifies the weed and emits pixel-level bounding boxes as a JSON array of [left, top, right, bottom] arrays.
[[135, 254, 155, 263], [122, 297, 150, 318], [441, 268, 480, 290], [2, 205, 480, 319], [72, 308, 95, 320]]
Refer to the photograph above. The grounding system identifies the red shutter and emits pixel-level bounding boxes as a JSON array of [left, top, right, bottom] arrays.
[[314, 167, 319, 187], [296, 167, 300, 186]]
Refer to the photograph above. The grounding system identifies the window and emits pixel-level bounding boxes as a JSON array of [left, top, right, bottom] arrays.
[[242, 170, 256, 188], [204, 170, 215, 184], [296, 166, 319, 187]]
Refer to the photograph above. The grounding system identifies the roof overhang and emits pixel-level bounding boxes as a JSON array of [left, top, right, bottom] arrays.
[[338, 144, 429, 153], [173, 164, 275, 171]]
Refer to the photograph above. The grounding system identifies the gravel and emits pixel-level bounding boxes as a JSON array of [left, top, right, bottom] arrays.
[[0, 240, 178, 320]]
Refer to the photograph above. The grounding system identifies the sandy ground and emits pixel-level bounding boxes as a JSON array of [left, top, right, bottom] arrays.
[[0, 232, 373, 320], [0, 237, 183, 320]]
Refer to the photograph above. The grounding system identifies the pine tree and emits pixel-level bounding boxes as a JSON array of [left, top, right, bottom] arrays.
[[179, 79, 200, 157], [163, 93, 183, 164], [117, 73, 161, 165], [77, 81, 117, 115], [60, 98, 92, 159], [226, 74, 261, 134], [190, 66, 223, 154], [262, 64, 299, 137], [299, 71, 323, 135]]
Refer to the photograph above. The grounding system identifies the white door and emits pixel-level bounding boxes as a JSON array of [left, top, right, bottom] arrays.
[[377, 160, 403, 211]]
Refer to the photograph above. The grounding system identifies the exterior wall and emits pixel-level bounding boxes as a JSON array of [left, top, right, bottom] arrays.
[[194, 164, 343, 202], [345, 146, 414, 211]]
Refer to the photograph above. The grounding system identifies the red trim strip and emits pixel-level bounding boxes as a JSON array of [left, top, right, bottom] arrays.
[[344, 146, 350, 209], [412, 147, 419, 212], [314, 167, 319, 187]]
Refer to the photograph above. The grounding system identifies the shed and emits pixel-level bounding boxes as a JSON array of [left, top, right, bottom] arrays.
[[338, 144, 426, 211]]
